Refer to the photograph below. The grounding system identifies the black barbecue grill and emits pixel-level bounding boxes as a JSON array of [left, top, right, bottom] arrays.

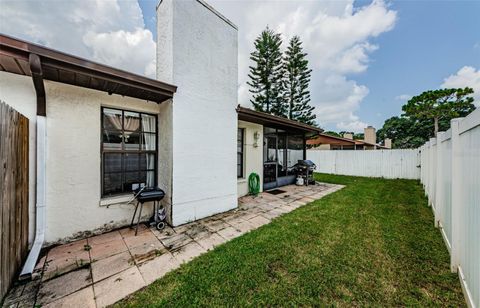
[[130, 187, 165, 235], [295, 160, 316, 186]]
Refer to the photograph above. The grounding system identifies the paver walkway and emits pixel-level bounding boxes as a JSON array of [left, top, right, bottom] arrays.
[[4, 183, 343, 307]]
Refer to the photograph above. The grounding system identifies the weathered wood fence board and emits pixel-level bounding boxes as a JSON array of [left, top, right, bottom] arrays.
[[0, 101, 29, 300]]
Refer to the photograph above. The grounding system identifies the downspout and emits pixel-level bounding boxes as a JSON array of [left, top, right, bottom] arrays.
[[19, 54, 46, 280]]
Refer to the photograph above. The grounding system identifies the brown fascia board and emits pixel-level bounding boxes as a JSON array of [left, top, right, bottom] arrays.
[[0, 34, 177, 97], [237, 105, 323, 134]]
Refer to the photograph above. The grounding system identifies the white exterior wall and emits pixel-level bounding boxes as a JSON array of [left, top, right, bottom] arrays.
[[307, 149, 420, 179], [157, 0, 238, 225], [0, 71, 165, 244], [237, 120, 263, 197]]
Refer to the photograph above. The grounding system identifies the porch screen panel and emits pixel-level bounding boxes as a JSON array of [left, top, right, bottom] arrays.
[[102, 108, 158, 196], [287, 135, 304, 176]]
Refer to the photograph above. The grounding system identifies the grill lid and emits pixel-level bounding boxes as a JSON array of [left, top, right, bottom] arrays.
[[297, 160, 315, 167]]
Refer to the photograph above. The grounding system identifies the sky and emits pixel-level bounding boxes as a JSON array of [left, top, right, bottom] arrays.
[[1, 0, 479, 132]]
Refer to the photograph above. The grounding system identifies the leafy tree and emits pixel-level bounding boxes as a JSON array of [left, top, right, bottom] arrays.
[[378, 88, 476, 148], [283, 36, 315, 125], [377, 116, 427, 149], [248, 27, 285, 116], [402, 88, 475, 137], [353, 133, 364, 140], [324, 131, 341, 138]]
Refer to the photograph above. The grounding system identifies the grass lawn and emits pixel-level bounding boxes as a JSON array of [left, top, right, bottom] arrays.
[[115, 174, 465, 307]]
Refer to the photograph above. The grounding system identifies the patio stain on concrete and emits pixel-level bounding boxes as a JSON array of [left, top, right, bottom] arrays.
[[2, 183, 343, 308]]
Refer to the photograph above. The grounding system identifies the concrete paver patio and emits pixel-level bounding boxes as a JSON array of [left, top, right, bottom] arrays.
[[4, 183, 343, 308]]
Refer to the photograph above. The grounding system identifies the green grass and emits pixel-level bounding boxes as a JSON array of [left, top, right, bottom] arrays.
[[115, 174, 465, 307]]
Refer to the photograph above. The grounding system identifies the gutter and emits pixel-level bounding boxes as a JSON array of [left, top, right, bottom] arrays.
[[19, 54, 47, 280]]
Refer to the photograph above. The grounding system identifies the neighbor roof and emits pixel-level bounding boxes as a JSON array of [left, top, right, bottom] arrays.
[[307, 133, 388, 149], [0, 34, 177, 103], [237, 105, 323, 135]]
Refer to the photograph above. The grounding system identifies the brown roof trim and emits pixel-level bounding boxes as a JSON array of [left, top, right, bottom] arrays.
[[307, 132, 388, 148], [237, 105, 323, 135], [0, 34, 177, 103]]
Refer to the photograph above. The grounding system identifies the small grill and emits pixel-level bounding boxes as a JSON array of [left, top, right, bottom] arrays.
[[130, 187, 166, 235], [295, 160, 316, 186]]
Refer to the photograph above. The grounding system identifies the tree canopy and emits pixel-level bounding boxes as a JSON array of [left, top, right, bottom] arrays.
[[248, 28, 317, 125], [402, 88, 475, 137], [283, 36, 315, 125], [378, 87, 476, 148], [247, 27, 285, 116]]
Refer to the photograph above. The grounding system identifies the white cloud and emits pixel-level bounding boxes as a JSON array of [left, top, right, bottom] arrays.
[[0, 0, 155, 77], [211, 0, 397, 130], [0, 0, 398, 130], [395, 94, 412, 101], [441, 66, 480, 105]]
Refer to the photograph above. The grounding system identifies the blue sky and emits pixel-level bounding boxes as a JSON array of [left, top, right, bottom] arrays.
[[354, 0, 480, 129], [140, 0, 480, 132], [1, 0, 479, 132]]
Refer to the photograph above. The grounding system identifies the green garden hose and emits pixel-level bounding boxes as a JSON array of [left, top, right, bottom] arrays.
[[248, 172, 260, 196]]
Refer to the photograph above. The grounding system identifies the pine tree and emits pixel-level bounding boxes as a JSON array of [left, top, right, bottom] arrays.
[[247, 27, 285, 116], [283, 36, 316, 125]]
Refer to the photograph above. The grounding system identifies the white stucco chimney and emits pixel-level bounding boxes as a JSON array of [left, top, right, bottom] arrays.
[[156, 0, 238, 226], [343, 133, 353, 140], [364, 126, 376, 144], [384, 138, 392, 149]]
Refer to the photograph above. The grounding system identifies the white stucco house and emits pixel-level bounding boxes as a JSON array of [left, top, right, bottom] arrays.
[[0, 0, 321, 278]]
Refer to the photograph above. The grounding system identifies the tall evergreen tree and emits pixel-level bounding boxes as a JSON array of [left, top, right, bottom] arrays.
[[283, 36, 316, 125], [247, 27, 285, 116]]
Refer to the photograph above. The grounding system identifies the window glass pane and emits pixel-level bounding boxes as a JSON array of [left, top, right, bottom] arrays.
[[141, 133, 156, 150], [278, 135, 287, 177], [237, 164, 242, 178], [103, 108, 122, 130], [103, 173, 122, 195], [103, 130, 122, 150], [140, 153, 155, 170], [124, 111, 140, 132], [124, 172, 142, 192], [287, 135, 304, 175], [124, 153, 139, 171], [146, 171, 155, 187], [124, 133, 140, 150], [141, 114, 156, 132], [104, 153, 122, 172]]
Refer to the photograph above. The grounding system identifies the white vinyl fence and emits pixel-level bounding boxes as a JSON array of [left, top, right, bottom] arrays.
[[307, 149, 420, 179], [421, 109, 480, 308]]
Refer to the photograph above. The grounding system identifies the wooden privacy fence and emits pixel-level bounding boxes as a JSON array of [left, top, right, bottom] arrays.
[[0, 101, 29, 300], [307, 149, 420, 179], [421, 108, 480, 308]]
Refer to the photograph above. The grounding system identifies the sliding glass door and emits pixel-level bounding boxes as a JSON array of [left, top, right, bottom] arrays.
[[263, 127, 305, 190]]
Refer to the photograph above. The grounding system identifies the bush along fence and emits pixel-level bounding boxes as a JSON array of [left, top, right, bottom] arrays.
[[307, 149, 420, 180], [420, 108, 480, 308]]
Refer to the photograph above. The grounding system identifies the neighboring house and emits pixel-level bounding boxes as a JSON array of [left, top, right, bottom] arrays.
[[0, 0, 321, 278], [308, 126, 391, 150]]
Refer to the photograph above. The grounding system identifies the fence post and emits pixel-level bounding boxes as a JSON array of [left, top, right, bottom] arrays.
[[429, 137, 437, 207], [450, 118, 463, 273], [434, 132, 445, 227]]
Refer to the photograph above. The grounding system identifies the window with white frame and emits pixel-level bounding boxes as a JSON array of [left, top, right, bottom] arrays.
[[101, 107, 157, 196]]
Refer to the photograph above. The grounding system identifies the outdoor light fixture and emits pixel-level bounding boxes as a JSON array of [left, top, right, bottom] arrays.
[[253, 131, 259, 147]]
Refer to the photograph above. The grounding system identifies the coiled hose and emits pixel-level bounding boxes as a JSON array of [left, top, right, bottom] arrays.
[[248, 172, 260, 196]]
